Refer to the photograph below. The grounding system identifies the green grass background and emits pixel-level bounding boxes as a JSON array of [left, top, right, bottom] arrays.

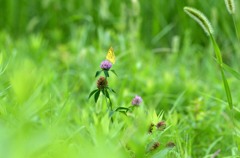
[[0, 0, 240, 157]]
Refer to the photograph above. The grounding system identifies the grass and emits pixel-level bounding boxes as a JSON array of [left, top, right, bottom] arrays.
[[0, 0, 240, 157]]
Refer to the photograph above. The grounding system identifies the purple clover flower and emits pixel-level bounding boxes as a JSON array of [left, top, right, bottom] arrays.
[[100, 60, 112, 70], [131, 95, 143, 106]]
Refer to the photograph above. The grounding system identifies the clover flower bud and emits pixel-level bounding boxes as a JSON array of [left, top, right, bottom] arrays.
[[97, 76, 108, 89]]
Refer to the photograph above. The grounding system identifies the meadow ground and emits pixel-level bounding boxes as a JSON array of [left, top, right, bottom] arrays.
[[0, 0, 240, 157]]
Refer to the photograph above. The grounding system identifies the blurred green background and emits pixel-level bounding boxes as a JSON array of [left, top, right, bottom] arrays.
[[0, 0, 240, 157], [0, 0, 239, 46]]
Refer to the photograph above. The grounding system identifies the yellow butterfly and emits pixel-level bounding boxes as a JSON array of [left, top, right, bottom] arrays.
[[106, 46, 115, 64]]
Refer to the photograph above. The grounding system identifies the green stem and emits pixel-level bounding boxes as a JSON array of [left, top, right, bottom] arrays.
[[103, 92, 110, 110], [210, 33, 237, 150], [209, 34, 233, 109], [232, 15, 240, 42], [220, 68, 233, 109], [230, 109, 239, 150], [210, 35, 222, 65], [102, 89, 113, 121]]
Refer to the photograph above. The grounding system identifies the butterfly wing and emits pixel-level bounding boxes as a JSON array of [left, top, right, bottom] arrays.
[[106, 47, 115, 64]]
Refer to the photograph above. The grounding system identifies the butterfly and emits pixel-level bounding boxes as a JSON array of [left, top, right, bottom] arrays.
[[106, 46, 115, 64]]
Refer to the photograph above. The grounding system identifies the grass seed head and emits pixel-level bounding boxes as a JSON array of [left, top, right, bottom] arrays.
[[225, 0, 235, 14], [184, 7, 214, 36]]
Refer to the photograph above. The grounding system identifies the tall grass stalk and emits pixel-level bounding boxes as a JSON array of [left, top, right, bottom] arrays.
[[224, 0, 239, 42], [184, 7, 233, 109], [184, 6, 238, 152], [232, 16, 240, 42], [209, 34, 233, 109]]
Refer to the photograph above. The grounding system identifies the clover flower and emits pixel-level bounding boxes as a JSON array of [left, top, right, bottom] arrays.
[[100, 60, 112, 70], [166, 142, 175, 148], [150, 142, 160, 151], [184, 7, 214, 36], [97, 76, 108, 89], [131, 95, 142, 106], [156, 121, 166, 130]]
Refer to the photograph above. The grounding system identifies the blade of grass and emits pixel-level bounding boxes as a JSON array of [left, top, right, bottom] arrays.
[[223, 63, 240, 80], [210, 34, 233, 109]]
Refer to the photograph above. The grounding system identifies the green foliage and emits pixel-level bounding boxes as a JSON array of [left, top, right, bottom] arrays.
[[184, 6, 234, 109]]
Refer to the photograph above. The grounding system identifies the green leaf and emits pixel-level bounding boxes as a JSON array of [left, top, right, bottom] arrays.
[[101, 89, 106, 97], [115, 107, 129, 112], [220, 69, 233, 109], [105, 89, 110, 99], [223, 63, 240, 80], [210, 35, 223, 65], [119, 111, 127, 116], [152, 148, 171, 158], [88, 89, 99, 99], [95, 70, 102, 77], [110, 69, 118, 76], [107, 87, 116, 94], [94, 90, 100, 103], [103, 70, 109, 77], [109, 110, 115, 118], [209, 35, 233, 109]]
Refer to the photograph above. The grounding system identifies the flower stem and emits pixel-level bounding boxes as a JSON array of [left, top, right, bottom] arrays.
[[102, 89, 114, 122]]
